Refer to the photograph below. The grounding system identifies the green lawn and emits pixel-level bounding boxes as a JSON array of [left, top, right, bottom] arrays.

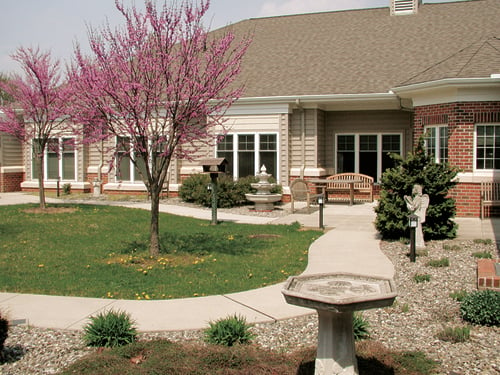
[[0, 204, 320, 300]]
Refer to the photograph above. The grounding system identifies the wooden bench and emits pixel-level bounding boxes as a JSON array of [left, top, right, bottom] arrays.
[[480, 181, 500, 219], [290, 179, 321, 213], [325, 173, 374, 204]]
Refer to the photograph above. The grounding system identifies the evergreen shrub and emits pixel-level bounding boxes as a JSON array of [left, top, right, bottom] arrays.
[[375, 138, 458, 241], [460, 290, 500, 326]]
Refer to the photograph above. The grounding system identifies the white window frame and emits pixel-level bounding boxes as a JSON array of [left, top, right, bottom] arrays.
[[31, 137, 77, 181], [474, 123, 500, 171], [335, 133, 402, 182], [424, 125, 448, 164], [216, 132, 280, 182], [115, 136, 146, 183]]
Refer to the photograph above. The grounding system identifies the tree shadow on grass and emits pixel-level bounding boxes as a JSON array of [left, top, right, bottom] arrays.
[[118, 231, 277, 256], [159, 232, 261, 256]]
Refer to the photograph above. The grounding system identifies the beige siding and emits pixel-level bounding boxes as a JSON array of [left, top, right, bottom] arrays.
[[278, 113, 289, 184], [289, 108, 322, 170], [317, 110, 326, 168], [222, 114, 281, 133], [325, 110, 413, 171]]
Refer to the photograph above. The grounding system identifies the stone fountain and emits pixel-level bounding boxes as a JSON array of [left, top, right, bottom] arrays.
[[282, 273, 397, 375], [245, 165, 282, 211]]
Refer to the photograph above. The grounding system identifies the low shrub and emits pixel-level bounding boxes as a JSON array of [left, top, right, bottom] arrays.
[[204, 314, 255, 347], [353, 313, 370, 341], [449, 290, 468, 302], [473, 238, 492, 245], [443, 243, 461, 251], [179, 173, 212, 206], [400, 303, 410, 313], [83, 309, 137, 348], [0, 311, 8, 354], [472, 251, 492, 259], [393, 351, 440, 374], [62, 183, 71, 195], [413, 274, 431, 283], [179, 174, 282, 208], [180, 174, 249, 208], [436, 326, 470, 343], [427, 257, 449, 267], [460, 290, 500, 326]]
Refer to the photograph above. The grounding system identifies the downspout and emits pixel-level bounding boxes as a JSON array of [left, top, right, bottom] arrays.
[[296, 98, 306, 179]]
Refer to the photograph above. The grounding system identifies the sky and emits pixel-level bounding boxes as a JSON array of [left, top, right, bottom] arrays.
[[0, 0, 458, 74]]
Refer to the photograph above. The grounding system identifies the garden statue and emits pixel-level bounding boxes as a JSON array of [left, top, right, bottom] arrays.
[[404, 184, 429, 249]]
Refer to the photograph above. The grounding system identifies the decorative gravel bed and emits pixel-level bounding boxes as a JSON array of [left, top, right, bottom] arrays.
[[1, 234, 499, 374]]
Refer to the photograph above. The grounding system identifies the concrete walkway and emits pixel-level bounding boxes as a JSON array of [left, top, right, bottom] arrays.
[[0, 192, 496, 332]]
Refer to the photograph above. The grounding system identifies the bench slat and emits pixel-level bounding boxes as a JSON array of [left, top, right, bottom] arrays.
[[480, 181, 500, 219]]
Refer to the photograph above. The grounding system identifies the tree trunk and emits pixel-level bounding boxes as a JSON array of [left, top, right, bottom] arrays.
[[149, 184, 161, 257], [37, 155, 46, 210]]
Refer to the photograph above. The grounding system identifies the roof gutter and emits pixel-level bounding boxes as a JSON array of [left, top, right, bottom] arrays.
[[234, 92, 399, 105], [392, 77, 500, 96]]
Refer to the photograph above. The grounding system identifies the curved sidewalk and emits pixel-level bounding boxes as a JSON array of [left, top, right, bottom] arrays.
[[0, 193, 493, 332]]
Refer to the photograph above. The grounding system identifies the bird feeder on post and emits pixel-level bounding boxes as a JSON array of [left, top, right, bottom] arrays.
[[200, 158, 228, 225], [408, 214, 419, 262]]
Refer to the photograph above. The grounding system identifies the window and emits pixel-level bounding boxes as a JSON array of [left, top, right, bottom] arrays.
[[337, 135, 355, 173], [425, 125, 448, 163], [115, 136, 148, 182], [259, 134, 277, 178], [382, 134, 401, 172], [238, 134, 255, 178], [217, 133, 278, 180], [32, 137, 76, 181], [336, 133, 401, 181], [476, 124, 500, 170]]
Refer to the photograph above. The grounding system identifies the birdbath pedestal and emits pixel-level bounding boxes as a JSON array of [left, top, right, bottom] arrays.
[[282, 273, 397, 375]]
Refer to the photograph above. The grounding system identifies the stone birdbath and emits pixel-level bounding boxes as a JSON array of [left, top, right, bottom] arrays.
[[282, 273, 397, 375], [245, 165, 282, 211]]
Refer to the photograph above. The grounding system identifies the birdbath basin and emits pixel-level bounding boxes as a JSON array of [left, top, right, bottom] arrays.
[[282, 273, 397, 375]]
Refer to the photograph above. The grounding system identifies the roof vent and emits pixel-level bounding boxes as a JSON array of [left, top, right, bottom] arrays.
[[391, 0, 421, 15]]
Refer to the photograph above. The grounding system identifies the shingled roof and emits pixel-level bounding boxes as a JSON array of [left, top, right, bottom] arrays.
[[223, 0, 500, 98]]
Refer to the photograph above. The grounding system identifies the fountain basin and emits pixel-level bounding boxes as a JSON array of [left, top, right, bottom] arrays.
[[245, 193, 282, 211]]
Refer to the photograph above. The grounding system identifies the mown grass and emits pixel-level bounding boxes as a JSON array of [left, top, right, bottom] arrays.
[[58, 340, 439, 375], [0, 204, 320, 299]]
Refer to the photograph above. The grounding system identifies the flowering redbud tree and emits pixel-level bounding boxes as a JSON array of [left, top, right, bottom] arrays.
[[70, 0, 250, 256], [0, 47, 72, 209]]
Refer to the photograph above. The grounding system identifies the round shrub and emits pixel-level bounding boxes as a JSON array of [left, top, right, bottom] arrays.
[[179, 173, 211, 206], [180, 174, 269, 208], [0, 311, 8, 354], [83, 309, 137, 348], [460, 290, 500, 326], [204, 314, 255, 347]]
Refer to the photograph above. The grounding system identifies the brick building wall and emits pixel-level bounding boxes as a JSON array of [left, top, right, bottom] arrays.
[[0, 171, 24, 192], [414, 101, 500, 217]]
